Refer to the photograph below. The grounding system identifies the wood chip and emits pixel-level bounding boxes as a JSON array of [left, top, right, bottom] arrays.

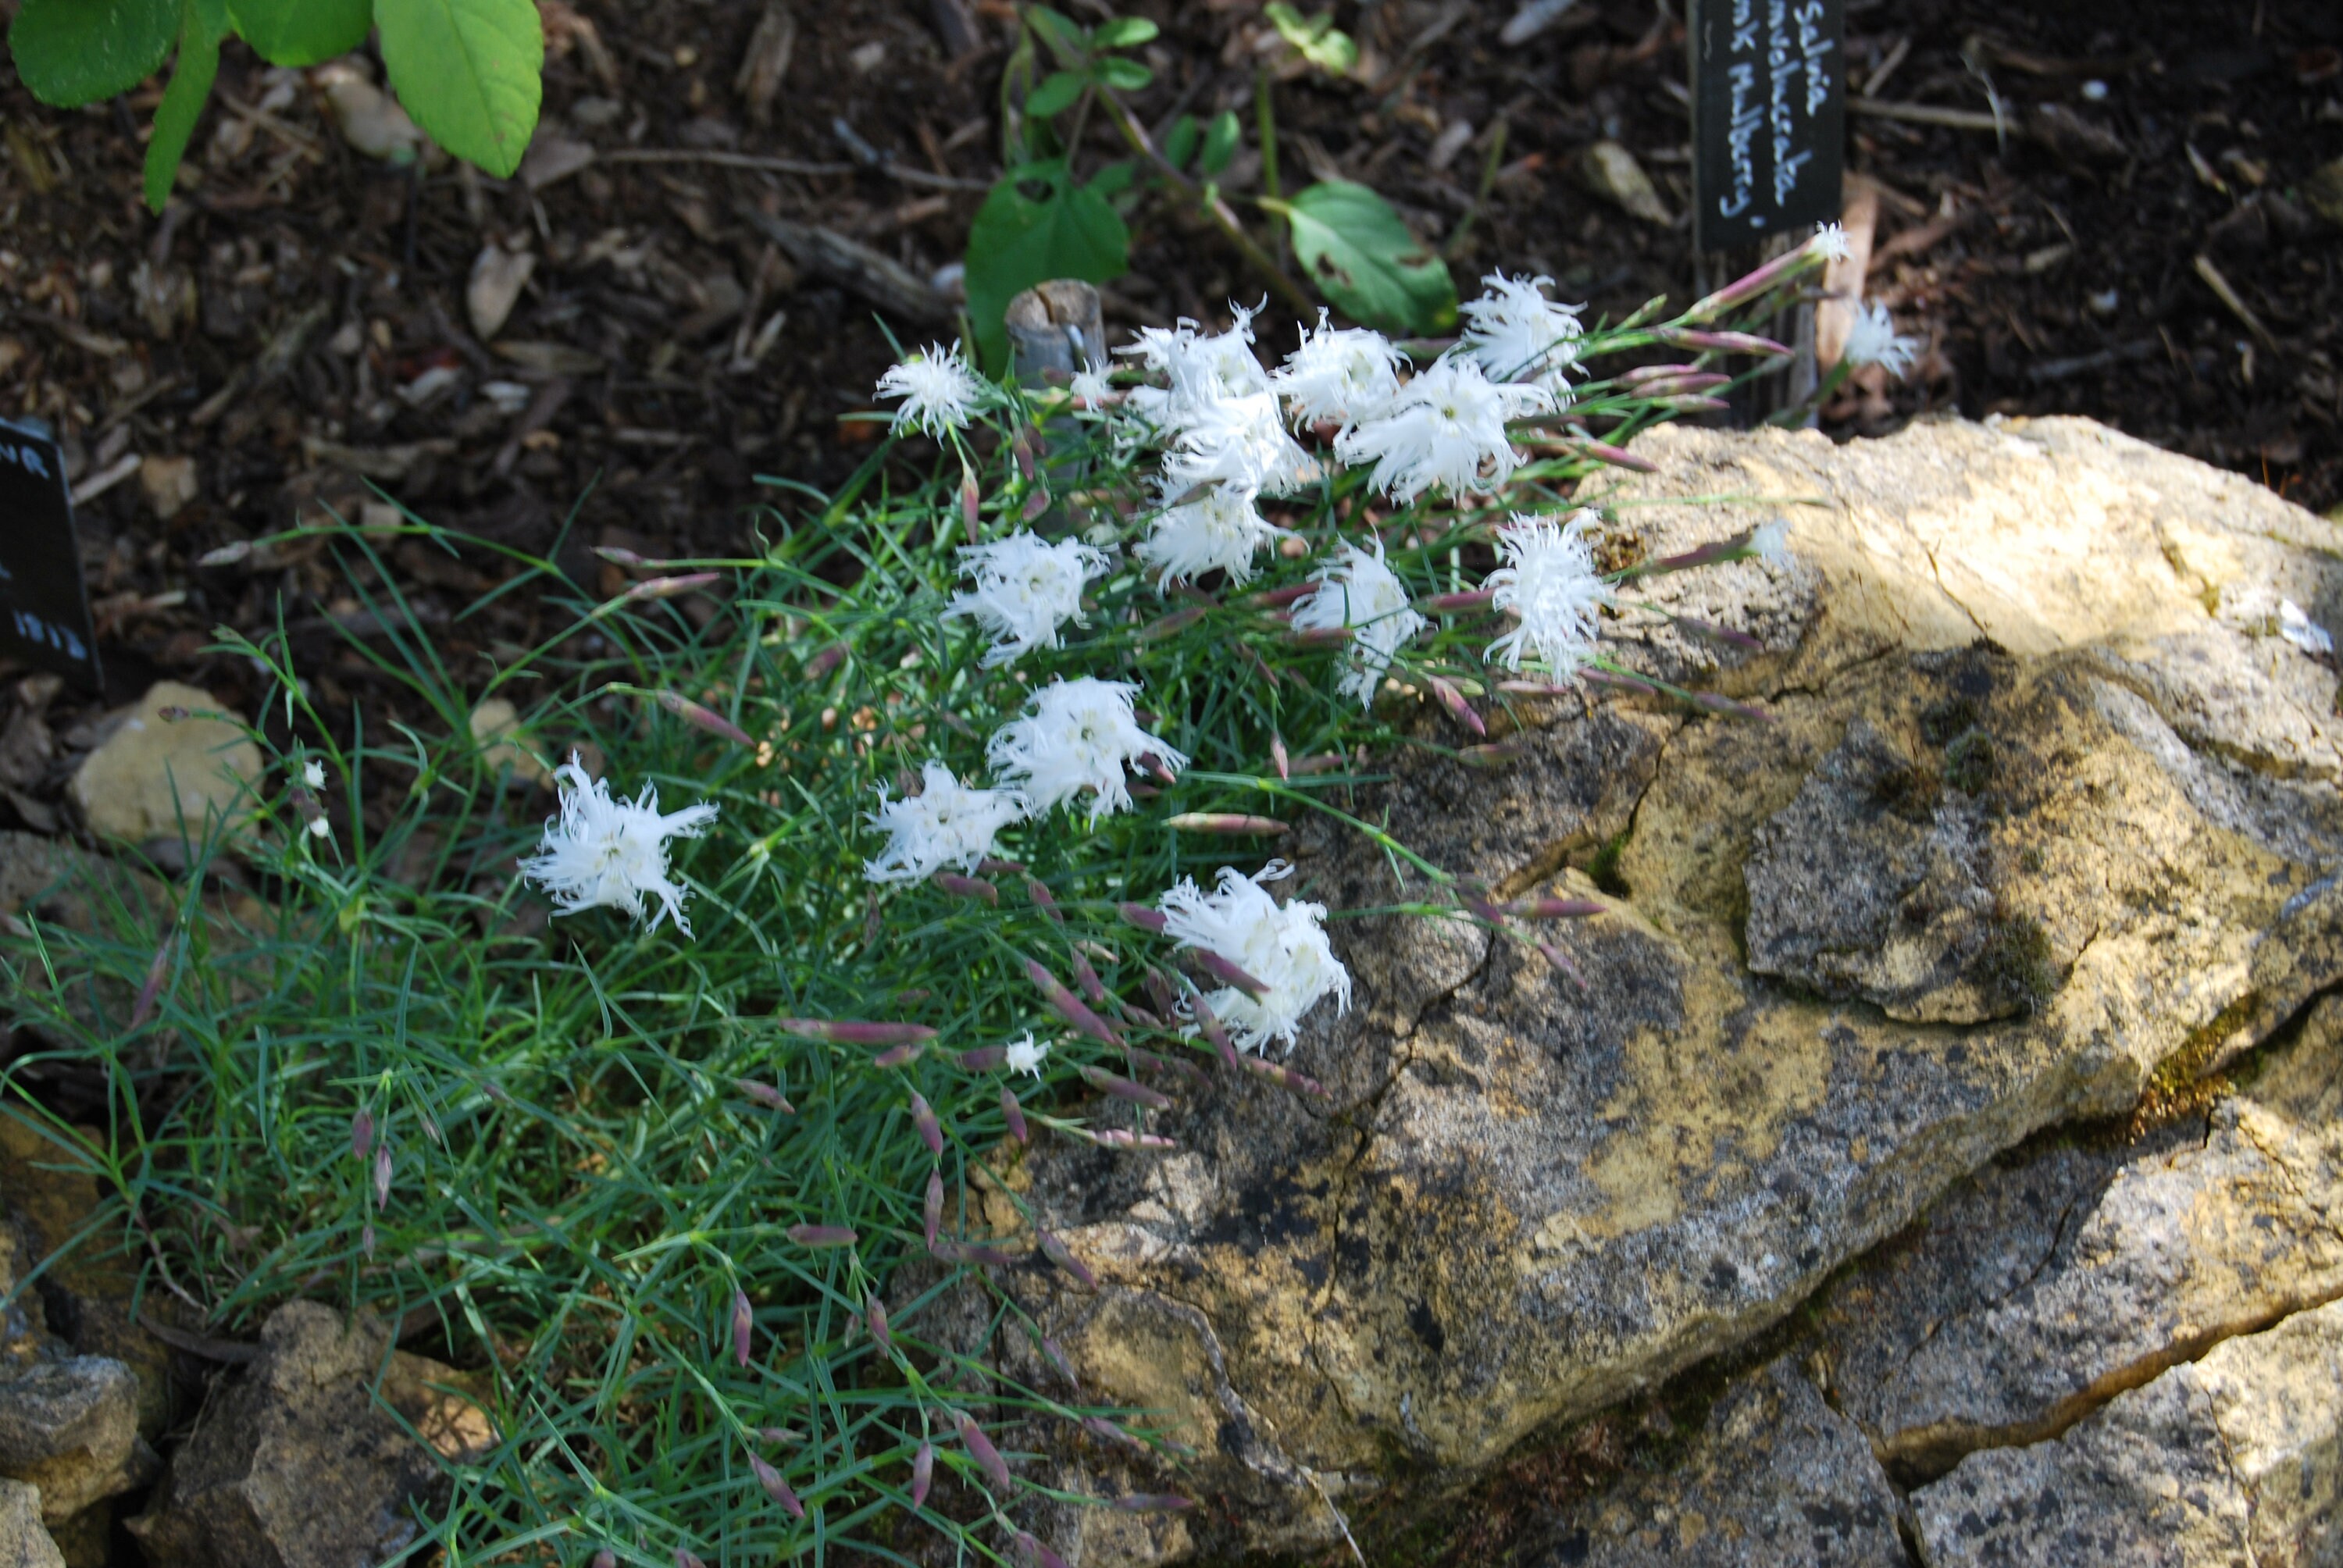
[[2191, 254, 2277, 351], [734, 205, 954, 325], [735, 2, 798, 126]]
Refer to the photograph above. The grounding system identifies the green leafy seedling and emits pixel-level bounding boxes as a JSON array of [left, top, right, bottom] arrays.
[[1267, 180, 1458, 335], [1264, 2, 1359, 77], [1198, 109, 1242, 177]]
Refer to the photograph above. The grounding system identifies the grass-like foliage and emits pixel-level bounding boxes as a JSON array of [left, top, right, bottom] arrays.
[[0, 253, 1824, 1565]]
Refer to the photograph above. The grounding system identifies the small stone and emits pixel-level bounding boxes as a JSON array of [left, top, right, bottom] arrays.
[[469, 698, 551, 787], [519, 134, 596, 192], [137, 454, 198, 521], [0, 1480, 64, 1568], [0, 1357, 155, 1522], [68, 681, 262, 845], [311, 60, 423, 163], [466, 247, 537, 341], [1580, 140, 1672, 225]]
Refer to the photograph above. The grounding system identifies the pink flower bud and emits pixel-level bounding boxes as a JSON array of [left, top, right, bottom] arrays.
[[1139, 604, 1211, 642], [1092, 1128, 1177, 1151], [1041, 1335, 1078, 1384], [932, 871, 998, 906], [924, 1169, 944, 1248], [1671, 615, 1764, 651], [911, 1438, 935, 1507], [1114, 1494, 1195, 1513], [1024, 959, 1122, 1047], [1144, 966, 1180, 1017], [1190, 992, 1243, 1072], [908, 1092, 945, 1157], [961, 469, 982, 544], [759, 1426, 804, 1444], [1082, 1415, 1142, 1449], [593, 1552, 617, 1568], [1189, 949, 1269, 1000], [735, 1080, 796, 1113], [351, 1109, 374, 1161], [1416, 588, 1493, 615], [1654, 394, 1732, 414], [1538, 940, 1591, 993], [865, 1292, 893, 1352], [1241, 1055, 1328, 1098], [1459, 739, 1528, 768], [805, 642, 847, 680], [1022, 486, 1052, 522], [128, 932, 174, 1030], [958, 1046, 1007, 1071], [786, 1224, 859, 1248], [872, 1042, 925, 1070], [594, 544, 646, 566], [1566, 438, 1660, 473], [1036, 1229, 1098, 1290], [1511, 897, 1605, 919], [1689, 690, 1775, 722], [1023, 878, 1063, 923], [1654, 326, 1793, 355], [748, 1452, 804, 1518], [1000, 1086, 1029, 1143], [1617, 362, 1702, 385], [651, 690, 753, 747], [373, 1142, 392, 1211], [625, 572, 724, 602], [1118, 903, 1169, 934], [1578, 668, 1657, 694], [360, 1221, 375, 1257], [1271, 734, 1290, 780], [1077, 1065, 1172, 1110], [1684, 245, 1825, 322], [1288, 624, 1353, 648], [1164, 812, 1288, 836], [731, 1287, 754, 1367], [779, 1019, 936, 1047], [677, 1548, 708, 1568], [1496, 679, 1577, 697], [958, 1412, 1013, 1490], [1016, 1533, 1071, 1568], [1068, 947, 1107, 1006], [1428, 675, 1485, 737]]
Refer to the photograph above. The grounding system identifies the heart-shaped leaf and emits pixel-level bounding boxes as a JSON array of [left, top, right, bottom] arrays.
[[1273, 180, 1457, 335]]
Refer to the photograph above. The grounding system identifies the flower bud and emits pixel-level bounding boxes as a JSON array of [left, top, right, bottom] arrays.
[[1578, 668, 1657, 694], [1653, 394, 1732, 414], [1685, 690, 1774, 722], [1165, 813, 1289, 836], [908, 1091, 944, 1158], [1082, 1414, 1142, 1449], [1271, 734, 1289, 780], [1671, 615, 1764, 651], [1654, 326, 1793, 355], [1190, 992, 1243, 1072], [1017, 1533, 1071, 1568], [594, 544, 647, 567], [804, 642, 847, 680], [1241, 1055, 1328, 1099], [1114, 1494, 1196, 1513], [1024, 959, 1122, 1047], [758, 1426, 804, 1444], [1427, 675, 1486, 737], [865, 1292, 893, 1352], [1567, 438, 1660, 473], [1511, 896, 1605, 919], [1000, 1086, 1029, 1143], [924, 1169, 944, 1248], [732, 1287, 754, 1367], [873, 1042, 925, 1070], [748, 1452, 805, 1518], [1287, 624, 1353, 648], [593, 1552, 617, 1568], [1023, 878, 1064, 923], [960, 466, 982, 544], [1068, 947, 1107, 1006], [1496, 679, 1577, 697], [1144, 966, 1180, 1017], [1041, 1335, 1078, 1384], [624, 572, 724, 602], [1189, 949, 1269, 1000], [373, 1141, 393, 1210], [957, 1046, 1007, 1071], [1418, 587, 1496, 614], [911, 1438, 935, 1507], [1684, 244, 1826, 322], [779, 1019, 936, 1047], [360, 1221, 375, 1257], [1091, 1128, 1177, 1151], [1139, 604, 1210, 642], [1459, 739, 1528, 768], [1077, 1065, 1172, 1110], [1022, 486, 1052, 522], [786, 1224, 859, 1248], [1118, 903, 1169, 934], [735, 1080, 796, 1113], [677, 1548, 708, 1568], [1537, 940, 1591, 993], [1036, 1228, 1098, 1290], [958, 1412, 1013, 1490], [651, 690, 753, 746], [351, 1109, 373, 1161]]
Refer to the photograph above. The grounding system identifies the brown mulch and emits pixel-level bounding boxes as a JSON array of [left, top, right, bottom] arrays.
[[0, 0, 2338, 807]]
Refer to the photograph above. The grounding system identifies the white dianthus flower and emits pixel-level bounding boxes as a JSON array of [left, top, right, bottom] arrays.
[[1271, 311, 1407, 431], [1458, 272, 1585, 394], [1291, 540, 1426, 705], [520, 757, 719, 935], [1118, 307, 1272, 414], [1068, 365, 1116, 405], [1336, 357, 1552, 504], [1842, 301, 1922, 380], [1159, 390, 1320, 497], [944, 531, 1107, 667], [1159, 861, 1350, 1053], [1811, 222, 1852, 262], [306, 814, 332, 839], [301, 758, 326, 789], [1003, 1032, 1049, 1078], [864, 761, 1028, 884], [876, 341, 990, 437], [1485, 511, 1613, 676], [1136, 485, 1285, 586], [986, 676, 1186, 823]]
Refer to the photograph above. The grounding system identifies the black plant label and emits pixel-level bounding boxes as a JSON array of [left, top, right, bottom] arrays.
[[1689, 0, 1846, 251], [0, 418, 103, 692]]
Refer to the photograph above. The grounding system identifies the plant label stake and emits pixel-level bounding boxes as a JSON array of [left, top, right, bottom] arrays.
[[1686, 0, 1846, 251], [0, 416, 102, 692]]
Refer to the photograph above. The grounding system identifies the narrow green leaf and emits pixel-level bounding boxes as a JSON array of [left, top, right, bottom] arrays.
[[963, 159, 1130, 372], [1161, 113, 1200, 172], [376, 0, 543, 178], [143, 0, 228, 211], [1024, 69, 1085, 119], [228, 0, 373, 66], [1092, 16, 1157, 48], [1096, 55, 1151, 91], [1198, 109, 1241, 177], [1275, 180, 1458, 335], [9, 0, 177, 106]]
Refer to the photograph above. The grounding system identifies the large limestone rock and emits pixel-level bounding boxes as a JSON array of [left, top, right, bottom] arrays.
[[127, 1300, 494, 1568], [0, 1358, 153, 1523], [982, 416, 2343, 1563], [67, 681, 261, 844], [1911, 1295, 2343, 1566]]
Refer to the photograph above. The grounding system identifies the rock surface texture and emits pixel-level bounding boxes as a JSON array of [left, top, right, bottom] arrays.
[[0, 1480, 65, 1568], [66, 680, 260, 845], [977, 416, 2343, 1564], [127, 1301, 494, 1568]]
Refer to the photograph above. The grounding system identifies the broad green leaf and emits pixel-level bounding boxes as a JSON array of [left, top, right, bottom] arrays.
[[376, 0, 543, 178], [1092, 16, 1157, 48], [9, 0, 177, 106], [1199, 109, 1240, 176], [1161, 113, 1199, 171], [143, 0, 227, 210], [964, 159, 1130, 372], [1096, 55, 1150, 91], [1273, 180, 1457, 335], [228, 0, 372, 66], [1265, 1, 1359, 77], [1024, 69, 1084, 119]]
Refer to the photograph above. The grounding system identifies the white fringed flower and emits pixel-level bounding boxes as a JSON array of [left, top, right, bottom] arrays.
[[1068, 365, 1116, 406], [301, 758, 326, 789], [1335, 357, 1552, 504], [1271, 312, 1406, 430], [2281, 600, 2334, 657], [1485, 511, 1613, 676], [1136, 485, 1285, 586], [864, 761, 1028, 884], [1159, 390, 1320, 497], [1458, 272, 1585, 394], [944, 531, 1107, 667], [1003, 1032, 1049, 1078], [520, 757, 719, 934], [876, 341, 990, 437], [986, 676, 1186, 823], [1811, 222, 1852, 262], [1842, 301, 1922, 380], [1118, 307, 1272, 415], [1292, 540, 1426, 704], [1159, 861, 1350, 1053]]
